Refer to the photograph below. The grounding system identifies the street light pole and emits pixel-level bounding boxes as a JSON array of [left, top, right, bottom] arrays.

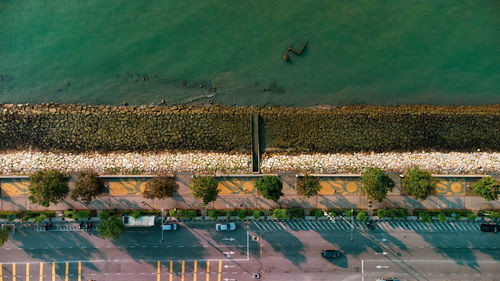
[[160, 208, 165, 243], [351, 208, 354, 242]]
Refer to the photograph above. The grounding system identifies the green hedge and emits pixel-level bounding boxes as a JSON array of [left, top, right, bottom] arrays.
[[0, 104, 498, 153]]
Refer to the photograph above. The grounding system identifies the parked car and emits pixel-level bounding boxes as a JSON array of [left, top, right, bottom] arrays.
[[215, 223, 236, 231], [162, 224, 178, 231], [376, 278, 399, 281], [480, 223, 498, 232], [321, 249, 342, 258]]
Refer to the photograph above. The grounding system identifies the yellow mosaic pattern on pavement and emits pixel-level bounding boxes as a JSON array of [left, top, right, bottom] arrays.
[[217, 177, 257, 195], [435, 177, 465, 195], [0, 178, 30, 197], [108, 177, 150, 196], [318, 177, 362, 195]]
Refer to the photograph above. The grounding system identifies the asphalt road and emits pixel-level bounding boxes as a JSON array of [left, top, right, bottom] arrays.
[[0, 220, 499, 281]]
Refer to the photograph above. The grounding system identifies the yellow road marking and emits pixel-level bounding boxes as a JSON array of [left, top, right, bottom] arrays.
[[169, 261, 172, 281], [206, 261, 210, 281], [51, 262, 55, 281], [181, 260, 185, 281], [12, 263, 15, 281], [78, 261, 81, 281], [193, 260, 197, 281], [39, 263, 43, 281], [157, 260, 160, 281], [65, 262, 68, 281], [0, 263, 3, 281], [26, 263, 29, 281], [217, 260, 222, 281]]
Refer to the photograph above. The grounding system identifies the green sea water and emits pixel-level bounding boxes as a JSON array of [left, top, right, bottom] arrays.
[[1, 0, 500, 106]]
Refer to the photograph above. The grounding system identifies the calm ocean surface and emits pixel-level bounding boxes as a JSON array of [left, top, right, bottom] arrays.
[[1, 0, 500, 106]]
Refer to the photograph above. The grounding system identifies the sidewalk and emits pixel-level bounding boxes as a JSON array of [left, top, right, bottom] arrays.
[[1, 173, 499, 211]]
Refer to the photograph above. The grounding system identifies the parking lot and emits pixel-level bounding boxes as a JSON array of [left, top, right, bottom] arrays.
[[252, 219, 483, 233]]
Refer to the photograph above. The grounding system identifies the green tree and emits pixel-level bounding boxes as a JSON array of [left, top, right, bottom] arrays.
[[97, 216, 125, 240], [297, 174, 321, 198], [143, 176, 179, 199], [28, 170, 69, 207], [189, 176, 219, 207], [0, 226, 12, 247], [360, 167, 395, 202], [471, 176, 500, 201], [70, 171, 106, 204], [256, 176, 284, 202], [402, 167, 437, 200], [357, 211, 368, 222]]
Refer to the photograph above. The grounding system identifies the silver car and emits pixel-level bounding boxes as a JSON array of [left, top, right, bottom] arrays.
[[215, 223, 236, 231]]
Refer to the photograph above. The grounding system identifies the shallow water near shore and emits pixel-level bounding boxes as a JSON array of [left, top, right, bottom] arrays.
[[1, 0, 500, 105]]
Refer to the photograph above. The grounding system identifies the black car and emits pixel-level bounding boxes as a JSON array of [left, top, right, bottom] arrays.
[[480, 223, 498, 232], [321, 249, 342, 258]]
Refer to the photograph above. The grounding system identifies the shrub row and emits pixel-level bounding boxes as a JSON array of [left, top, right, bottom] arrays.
[[0, 104, 498, 152]]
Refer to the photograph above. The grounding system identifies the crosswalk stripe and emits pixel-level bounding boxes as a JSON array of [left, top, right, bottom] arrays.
[[205, 260, 209, 281], [39, 263, 43, 281], [194, 260, 197, 281], [181, 260, 185, 281], [78, 261, 81, 281], [157, 260, 161, 281], [217, 260, 222, 281]]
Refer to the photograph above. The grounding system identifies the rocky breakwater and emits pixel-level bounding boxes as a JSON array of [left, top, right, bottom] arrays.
[[0, 103, 252, 152], [261, 152, 500, 174]]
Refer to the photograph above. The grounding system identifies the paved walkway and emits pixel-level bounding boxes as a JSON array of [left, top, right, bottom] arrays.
[[1, 174, 499, 211]]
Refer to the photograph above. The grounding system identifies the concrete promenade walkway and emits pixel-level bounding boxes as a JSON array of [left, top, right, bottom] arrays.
[[0, 173, 499, 211]]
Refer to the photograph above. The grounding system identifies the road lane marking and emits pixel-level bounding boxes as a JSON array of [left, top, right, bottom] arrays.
[[52, 262, 55, 281], [78, 261, 81, 281], [157, 260, 160, 281], [206, 260, 210, 281], [26, 263, 30, 281], [169, 261, 173, 281], [12, 263, 15, 281], [181, 260, 185, 281], [0, 263, 2, 281], [194, 260, 197, 281], [65, 262, 68, 281], [217, 260, 222, 281], [39, 263, 43, 281]]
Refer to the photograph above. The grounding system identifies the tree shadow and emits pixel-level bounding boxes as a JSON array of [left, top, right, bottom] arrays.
[[414, 231, 481, 272], [10, 228, 101, 277], [0, 197, 28, 210], [427, 196, 464, 209], [318, 195, 357, 209], [111, 222, 207, 262], [261, 227, 306, 266]]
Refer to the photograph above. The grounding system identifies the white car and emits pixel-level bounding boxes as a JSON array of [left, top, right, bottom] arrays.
[[215, 223, 236, 231], [162, 224, 178, 231]]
